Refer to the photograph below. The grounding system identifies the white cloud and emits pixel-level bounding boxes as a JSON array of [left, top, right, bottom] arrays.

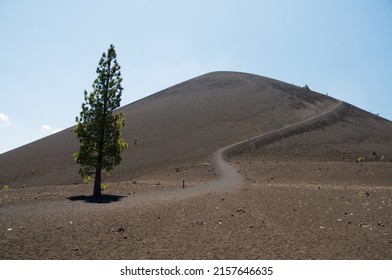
[[41, 124, 52, 132], [0, 113, 10, 127], [40, 124, 62, 134]]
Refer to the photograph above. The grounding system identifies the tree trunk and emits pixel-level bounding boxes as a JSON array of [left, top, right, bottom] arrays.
[[93, 166, 102, 197], [92, 55, 111, 198]]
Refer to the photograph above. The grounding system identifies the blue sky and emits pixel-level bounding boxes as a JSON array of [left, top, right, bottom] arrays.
[[0, 0, 391, 154]]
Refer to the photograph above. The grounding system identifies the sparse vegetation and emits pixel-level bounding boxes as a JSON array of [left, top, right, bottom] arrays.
[[82, 176, 92, 184], [101, 183, 110, 192], [358, 191, 370, 198], [303, 84, 311, 91], [356, 156, 366, 163], [21, 183, 27, 189], [372, 150, 386, 161], [2, 185, 9, 191]]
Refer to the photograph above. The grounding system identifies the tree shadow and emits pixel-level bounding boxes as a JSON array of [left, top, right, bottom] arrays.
[[67, 194, 126, 204]]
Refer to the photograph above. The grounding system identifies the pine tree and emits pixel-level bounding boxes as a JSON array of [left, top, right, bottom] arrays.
[[74, 44, 128, 197]]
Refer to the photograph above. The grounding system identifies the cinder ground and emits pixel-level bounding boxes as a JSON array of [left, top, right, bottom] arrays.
[[1, 158, 391, 259]]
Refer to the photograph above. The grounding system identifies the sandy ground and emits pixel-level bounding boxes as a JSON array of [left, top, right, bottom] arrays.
[[1, 158, 391, 260]]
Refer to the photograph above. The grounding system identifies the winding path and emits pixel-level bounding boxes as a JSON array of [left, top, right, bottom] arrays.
[[0, 100, 347, 213], [209, 100, 345, 186], [128, 100, 346, 205]]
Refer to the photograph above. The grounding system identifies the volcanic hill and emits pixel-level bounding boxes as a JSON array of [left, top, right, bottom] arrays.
[[2, 71, 392, 260], [1, 71, 391, 188]]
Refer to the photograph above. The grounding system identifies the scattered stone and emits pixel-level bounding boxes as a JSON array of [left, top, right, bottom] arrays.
[[116, 227, 125, 233], [360, 223, 371, 228], [123, 233, 129, 239], [132, 181, 137, 184], [320, 226, 325, 229], [56, 226, 61, 230], [175, 168, 180, 172], [196, 220, 205, 226], [7, 228, 12, 231], [157, 216, 161, 219], [74, 247, 80, 251], [236, 207, 246, 213], [378, 222, 385, 227]]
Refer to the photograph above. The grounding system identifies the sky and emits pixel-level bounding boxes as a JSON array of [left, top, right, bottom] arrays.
[[0, 0, 391, 154]]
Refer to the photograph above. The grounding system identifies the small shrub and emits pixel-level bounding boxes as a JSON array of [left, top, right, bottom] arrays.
[[21, 183, 27, 189], [371, 150, 387, 161], [2, 185, 9, 191], [83, 176, 92, 184], [358, 191, 369, 198], [303, 84, 311, 91], [356, 156, 366, 163], [101, 183, 110, 191]]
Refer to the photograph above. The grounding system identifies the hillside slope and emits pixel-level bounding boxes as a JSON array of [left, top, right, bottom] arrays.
[[1, 71, 391, 188]]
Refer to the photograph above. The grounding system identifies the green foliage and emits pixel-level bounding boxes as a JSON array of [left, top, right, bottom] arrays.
[[358, 191, 369, 198], [372, 150, 386, 161], [82, 176, 92, 184], [100, 183, 110, 191], [356, 156, 366, 163], [74, 44, 128, 196], [2, 185, 9, 191], [303, 84, 311, 91]]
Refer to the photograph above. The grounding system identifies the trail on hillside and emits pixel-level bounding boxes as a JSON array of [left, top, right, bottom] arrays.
[[0, 100, 346, 214], [126, 100, 346, 205], [211, 100, 345, 187]]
